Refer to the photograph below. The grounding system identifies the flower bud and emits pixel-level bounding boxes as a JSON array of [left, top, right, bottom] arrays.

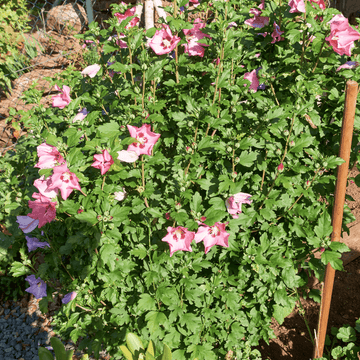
[[323, 161, 327, 168], [175, 202, 181, 210], [97, 215, 103, 221], [278, 163, 284, 172], [235, 157, 240, 163], [275, 149, 282, 155], [315, 163, 320, 169], [141, 63, 148, 70], [232, 171, 237, 178], [120, 125, 126, 131], [227, 146, 232, 152], [235, 143, 240, 148], [283, 129, 289, 136], [289, 140, 295, 147], [188, 121, 194, 127]]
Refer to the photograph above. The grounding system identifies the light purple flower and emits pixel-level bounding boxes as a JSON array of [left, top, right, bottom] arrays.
[[336, 61, 359, 72], [25, 275, 47, 299], [16, 216, 39, 233], [26, 236, 50, 252], [62, 291, 77, 304], [73, 108, 88, 123]]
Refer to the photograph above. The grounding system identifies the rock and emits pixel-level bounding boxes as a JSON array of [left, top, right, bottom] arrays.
[[46, 3, 88, 35]]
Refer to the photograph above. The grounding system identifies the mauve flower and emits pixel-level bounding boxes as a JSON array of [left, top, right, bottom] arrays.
[[25, 275, 47, 299], [271, 22, 284, 43], [52, 85, 71, 109], [244, 70, 259, 92], [127, 124, 161, 156], [117, 150, 139, 162], [46, 164, 82, 200], [278, 163, 284, 172], [34, 176, 58, 199], [73, 108, 88, 123], [259, 0, 265, 9], [91, 149, 114, 175], [336, 61, 360, 71], [309, 0, 326, 10], [62, 291, 77, 304], [114, 6, 139, 28], [325, 14, 360, 56], [288, 0, 305, 13], [183, 18, 211, 57], [16, 216, 39, 233], [81, 64, 101, 78], [28, 193, 57, 228], [227, 21, 237, 29], [195, 222, 230, 254], [162, 226, 195, 257], [244, 8, 269, 28], [35, 143, 65, 169], [226, 192, 253, 219], [148, 24, 181, 56], [26, 236, 50, 252]]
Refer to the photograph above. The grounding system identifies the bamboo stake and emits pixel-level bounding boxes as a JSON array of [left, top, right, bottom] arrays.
[[313, 80, 358, 359]]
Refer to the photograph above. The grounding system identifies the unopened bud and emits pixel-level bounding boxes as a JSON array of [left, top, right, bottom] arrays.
[[289, 140, 295, 147], [275, 149, 282, 155], [175, 202, 181, 210], [232, 171, 237, 178], [283, 130, 289, 136], [97, 215, 103, 221]]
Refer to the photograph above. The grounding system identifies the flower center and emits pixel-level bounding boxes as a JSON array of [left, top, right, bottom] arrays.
[[61, 172, 72, 183], [173, 228, 185, 241], [210, 226, 219, 237], [37, 282, 41, 287], [162, 39, 171, 48], [135, 132, 148, 148]]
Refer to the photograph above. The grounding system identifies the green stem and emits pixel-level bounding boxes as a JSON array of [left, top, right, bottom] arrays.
[[101, 175, 106, 191], [141, 155, 149, 207], [296, 289, 315, 346], [142, 70, 146, 111]]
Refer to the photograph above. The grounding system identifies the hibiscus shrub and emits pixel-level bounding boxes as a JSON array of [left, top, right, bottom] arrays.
[[1, 0, 360, 359]]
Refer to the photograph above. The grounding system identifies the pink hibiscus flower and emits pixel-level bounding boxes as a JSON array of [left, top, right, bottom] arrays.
[[81, 64, 101, 78], [114, 6, 139, 28], [244, 70, 260, 92], [325, 14, 360, 56], [148, 24, 181, 55], [35, 143, 65, 169], [46, 164, 82, 200], [91, 149, 114, 175], [52, 85, 71, 109], [244, 8, 269, 28], [28, 193, 57, 228], [309, 0, 326, 10], [127, 124, 161, 156], [34, 175, 59, 199], [183, 18, 211, 57], [288, 0, 305, 13], [195, 222, 230, 254], [226, 192, 253, 219], [162, 226, 195, 257]]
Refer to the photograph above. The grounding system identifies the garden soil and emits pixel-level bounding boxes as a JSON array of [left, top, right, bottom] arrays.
[[1, 1, 360, 359]]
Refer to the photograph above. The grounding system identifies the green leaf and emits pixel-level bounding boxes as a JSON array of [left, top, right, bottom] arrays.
[[289, 134, 314, 153], [38, 347, 55, 360], [120, 345, 134, 360], [330, 242, 350, 253], [336, 325, 357, 342], [51, 337, 73, 360], [126, 333, 144, 354], [97, 121, 120, 136], [159, 344, 172, 360], [146, 311, 168, 333], [314, 212, 332, 239], [239, 151, 257, 167], [217, 69, 231, 88], [146, 340, 155, 357], [9, 261, 31, 277], [321, 250, 343, 271], [190, 192, 203, 213], [273, 303, 295, 325], [203, 207, 227, 226], [138, 294, 157, 311], [75, 210, 98, 225]]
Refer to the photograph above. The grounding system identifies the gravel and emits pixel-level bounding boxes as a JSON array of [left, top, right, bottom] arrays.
[[0, 297, 114, 360]]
